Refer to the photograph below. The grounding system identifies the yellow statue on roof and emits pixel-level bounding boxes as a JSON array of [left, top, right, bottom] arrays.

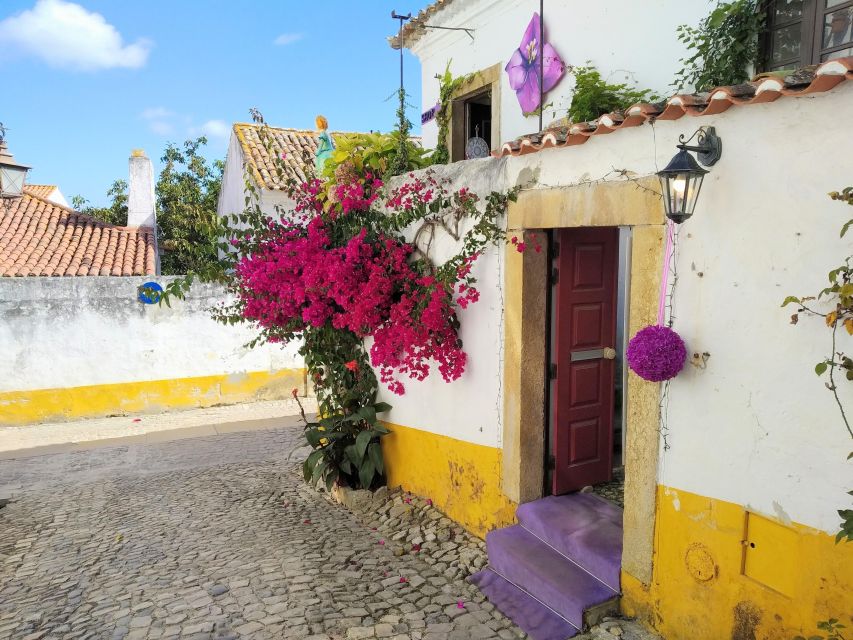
[[315, 115, 334, 174]]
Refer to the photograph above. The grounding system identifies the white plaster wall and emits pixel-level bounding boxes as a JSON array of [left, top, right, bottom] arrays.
[[217, 133, 249, 221], [412, 0, 712, 149], [383, 81, 853, 534], [379, 159, 510, 448], [46, 187, 68, 208], [0, 276, 302, 393], [218, 131, 296, 221]]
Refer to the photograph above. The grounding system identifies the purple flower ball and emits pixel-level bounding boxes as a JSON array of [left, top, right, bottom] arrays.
[[626, 325, 687, 382]]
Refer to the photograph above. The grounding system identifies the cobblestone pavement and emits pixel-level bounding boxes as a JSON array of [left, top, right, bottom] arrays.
[[0, 425, 527, 640]]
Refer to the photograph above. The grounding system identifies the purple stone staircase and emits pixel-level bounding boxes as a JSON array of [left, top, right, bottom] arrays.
[[470, 493, 622, 640]]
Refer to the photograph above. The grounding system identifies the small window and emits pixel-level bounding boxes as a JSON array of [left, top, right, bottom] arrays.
[[765, 0, 853, 70]]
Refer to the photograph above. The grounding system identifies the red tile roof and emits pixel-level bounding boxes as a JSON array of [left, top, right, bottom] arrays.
[[22, 184, 58, 200], [233, 123, 362, 191], [497, 57, 853, 158], [0, 192, 157, 277]]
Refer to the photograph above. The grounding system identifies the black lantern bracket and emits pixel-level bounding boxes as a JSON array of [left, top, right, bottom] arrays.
[[677, 126, 722, 167]]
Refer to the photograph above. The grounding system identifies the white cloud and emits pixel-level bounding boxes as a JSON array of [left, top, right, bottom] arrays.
[[141, 107, 174, 136], [273, 32, 303, 46], [140, 107, 173, 120], [192, 120, 230, 141], [0, 0, 151, 71]]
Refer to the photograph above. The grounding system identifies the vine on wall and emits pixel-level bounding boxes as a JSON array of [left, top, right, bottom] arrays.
[[432, 62, 476, 164], [783, 186, 853, 543]]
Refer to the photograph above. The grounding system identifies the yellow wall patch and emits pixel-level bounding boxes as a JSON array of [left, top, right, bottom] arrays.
[[380, 422, 517, 538], [621, 486, 853, 640], [0, 369, 306, 425]]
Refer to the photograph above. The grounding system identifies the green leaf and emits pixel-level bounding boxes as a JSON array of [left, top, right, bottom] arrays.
[[304, 428, 324, 448], [344, 444, 361, 466], [781, 295, 801, 307], [368, 442, 384, 475], [325, 468, 338, 492], [311, 459, 328, 486], [815, 362, 829, 376], [303, 449, 324, 482], [355, 429, 373, 461], [358, 457, 375, 490], [373, 402, 392, 414]]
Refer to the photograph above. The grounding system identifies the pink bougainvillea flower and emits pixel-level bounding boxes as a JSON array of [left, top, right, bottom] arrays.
[[403, 497, 412, 504], [132, 418, 142, 423], [399, 576, 408, 583], [411, 544, 421, 552], [344, 360, 359, 372], [303, 519, 311, 524], [378, 539, 385, 545], [457, 601, 465, 609], [505, 13, 565, 114]]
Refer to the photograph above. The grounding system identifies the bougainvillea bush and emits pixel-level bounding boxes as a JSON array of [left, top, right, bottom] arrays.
[[165, 121, 519, 491]]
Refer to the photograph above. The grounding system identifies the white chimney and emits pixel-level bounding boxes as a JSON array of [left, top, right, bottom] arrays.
[[127, 149, 160, 274], [127, 149, 156, 228]]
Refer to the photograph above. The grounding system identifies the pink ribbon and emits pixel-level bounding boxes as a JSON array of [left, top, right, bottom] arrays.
[[657, 220, 675, 327]]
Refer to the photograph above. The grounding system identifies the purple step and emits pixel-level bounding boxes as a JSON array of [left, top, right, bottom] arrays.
[[486, 525, 617, 630], [470, 568, 580, 640], [516, 493, 623, 591]]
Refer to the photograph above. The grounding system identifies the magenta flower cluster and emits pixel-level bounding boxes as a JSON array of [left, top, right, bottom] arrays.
[[626, 325, 687, 382], [234, 178, 484, 395]]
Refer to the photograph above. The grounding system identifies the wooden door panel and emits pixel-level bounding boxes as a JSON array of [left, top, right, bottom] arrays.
[[552, 227, 618, 495]]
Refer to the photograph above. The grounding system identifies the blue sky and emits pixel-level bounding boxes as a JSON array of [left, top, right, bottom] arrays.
[[0, 0, 424, 205]]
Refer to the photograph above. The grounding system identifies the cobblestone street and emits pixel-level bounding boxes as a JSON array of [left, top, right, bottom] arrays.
[[0, 424, 525, 640]]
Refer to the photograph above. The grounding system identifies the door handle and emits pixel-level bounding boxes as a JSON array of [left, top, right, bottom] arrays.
[[570, 347, 617, 362]]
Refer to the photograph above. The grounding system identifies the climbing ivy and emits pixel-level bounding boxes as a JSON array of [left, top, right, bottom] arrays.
[[432, 62, 476, 165], [673, 0, 767, 91], [783, 186, 853, 543]]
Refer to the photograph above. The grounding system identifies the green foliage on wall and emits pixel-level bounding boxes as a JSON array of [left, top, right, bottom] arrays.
[[568, 65, 657, 124], [783, 186, 853, 543], [432, 62, 476, 165], [673, 0, 767, 91]]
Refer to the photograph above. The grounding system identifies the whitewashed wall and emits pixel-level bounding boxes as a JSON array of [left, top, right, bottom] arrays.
[[382, 81, 853, 535], [412, 0, 712, 149], [0, 276, 301, 393], [218, 132, 296, 222]]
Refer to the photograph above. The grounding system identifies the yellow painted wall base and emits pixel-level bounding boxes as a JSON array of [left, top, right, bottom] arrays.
[[0, 369, 306, 425], [381, 422, 517, 538], [622, 486, 853, 640]]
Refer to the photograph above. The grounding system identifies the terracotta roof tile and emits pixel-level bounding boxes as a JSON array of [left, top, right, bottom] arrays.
[[22, 184, 58, 199], [0, 192, 156, 277], [497, 57, 853, 158], [233, 123, 362, 191]]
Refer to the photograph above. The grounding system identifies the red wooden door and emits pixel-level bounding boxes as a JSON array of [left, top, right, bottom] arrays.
[[552, 227, 619, 495]]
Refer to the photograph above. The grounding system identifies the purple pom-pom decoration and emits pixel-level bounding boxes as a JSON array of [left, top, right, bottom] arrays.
[[626, 325, 687, 382]]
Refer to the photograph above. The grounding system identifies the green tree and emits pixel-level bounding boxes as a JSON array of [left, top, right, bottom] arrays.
[[72, 179, 128, 226], [156, 137, 223, 276]]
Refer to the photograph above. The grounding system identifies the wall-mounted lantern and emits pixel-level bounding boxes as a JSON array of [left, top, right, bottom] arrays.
[[0, 125, 30, 199], [657, 126, 722, 224]]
